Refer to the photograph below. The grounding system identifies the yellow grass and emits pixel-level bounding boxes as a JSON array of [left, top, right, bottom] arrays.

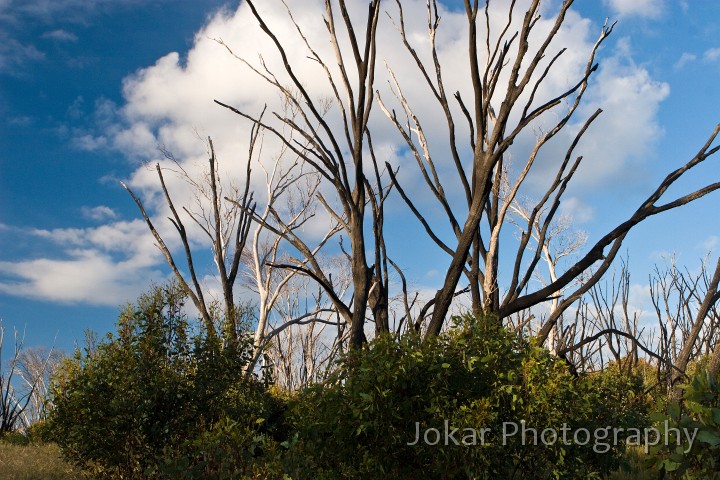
[[0, 441, 89, 480], [0, 439, 659, 480]]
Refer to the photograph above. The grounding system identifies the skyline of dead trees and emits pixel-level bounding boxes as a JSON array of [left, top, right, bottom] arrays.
[[114, 0, 720, 396], [1, 323, 62, 433]]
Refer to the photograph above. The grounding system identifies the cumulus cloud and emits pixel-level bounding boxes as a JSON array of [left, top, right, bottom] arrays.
[[80, 205, 117, 221], [98, 1, 669, 194], [0, 220, 169, 305], [562, 38, 668, 187], [73, 134, 108, 151], [4, 0, 674, 306], [603, 0, 664, 18]]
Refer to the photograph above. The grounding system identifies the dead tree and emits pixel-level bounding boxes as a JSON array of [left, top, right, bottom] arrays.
[[506, 190, 588, 354], [1, 323, 58, 433], [215, 0, 393, 349], [241, 147, 348, 374], [122, 134, 256, 342], [264, 269, 351, 390], [377, 0, 720, 340], [16, 346, 64, 424], [646, 255, 720, 400], [561, 258, 650, 373]]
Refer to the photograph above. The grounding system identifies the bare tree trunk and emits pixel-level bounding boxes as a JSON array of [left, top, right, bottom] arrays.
[[380, 0, 720, 340], [218, 0, 388, 350], [123, 135, 256, 340], [671, 257, 720, 401], [708, 340, 720, 380]]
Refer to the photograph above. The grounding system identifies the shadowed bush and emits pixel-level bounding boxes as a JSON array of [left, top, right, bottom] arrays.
[[47, 283, 285, 479], [649, 367, 720, 479], [283, 315, 651, 480]]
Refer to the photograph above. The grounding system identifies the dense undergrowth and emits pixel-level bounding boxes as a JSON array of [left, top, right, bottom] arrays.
[[13, 284, 716, 479]]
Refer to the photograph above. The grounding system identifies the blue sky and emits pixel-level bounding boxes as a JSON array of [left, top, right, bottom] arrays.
[[1, 0, 720, 355], [0, 0, 231, 350]]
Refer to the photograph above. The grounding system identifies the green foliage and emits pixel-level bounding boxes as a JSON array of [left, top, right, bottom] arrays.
[[0, 421, 54, 447], [284, 315, 650, 480], [1, 429, 31, 445], [47, 299, 659, 479], [149, 416, 288, 480], [47, 283, 284, 479], [649, 368, 720, 479], [26, 420, 54, 444]]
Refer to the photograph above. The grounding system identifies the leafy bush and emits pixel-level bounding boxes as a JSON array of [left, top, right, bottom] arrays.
[[23, 419, 53, 444], [48, 299, 657, 479], [48, 283, 284, 479], [649, 368, 720, 479], [0, 429, 31, 445], [284, 315, 650, 480]]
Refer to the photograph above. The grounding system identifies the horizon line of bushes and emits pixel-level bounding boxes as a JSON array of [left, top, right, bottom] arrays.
[[3, 282, 720, 479]]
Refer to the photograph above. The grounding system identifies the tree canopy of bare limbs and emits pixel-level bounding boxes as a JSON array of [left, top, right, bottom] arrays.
[[123, 0, 720, 369], [122, 135, 256, 343], [1, 322, 62, 433], [374, 0, 720, 341]]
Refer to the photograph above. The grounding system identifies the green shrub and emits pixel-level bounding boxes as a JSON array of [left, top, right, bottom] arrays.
[[283, 315, 650, 480], [47, 283, 284, 479], [47, 299, 657, 479], [26, 419, 54, 444], [149, 415, 288, 480], [649, 368, 720, 479], [0, 430, 31, 445]]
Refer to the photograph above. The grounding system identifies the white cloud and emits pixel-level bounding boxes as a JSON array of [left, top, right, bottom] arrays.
[[563, 39, 669, 187], [425, 269, 439, 279], [560, 197, 594, 224], [72, 134, 108, 151], [701, 235, 718, 252], [0, 35, 44, 73], [674, 52, 696, 70], [0, 220, 169, 305], [603, 0, 664, 18], [703, 47, 720, 62], [103, 1, 669, 192], [80, 205, 117, 221], [8, 115, 32, 126], [41, 29, 77, 42]]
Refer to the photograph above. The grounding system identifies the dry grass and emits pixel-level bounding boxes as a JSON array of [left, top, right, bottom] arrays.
[[0, 441, 90, 480], [0, 439, 660, 480]]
